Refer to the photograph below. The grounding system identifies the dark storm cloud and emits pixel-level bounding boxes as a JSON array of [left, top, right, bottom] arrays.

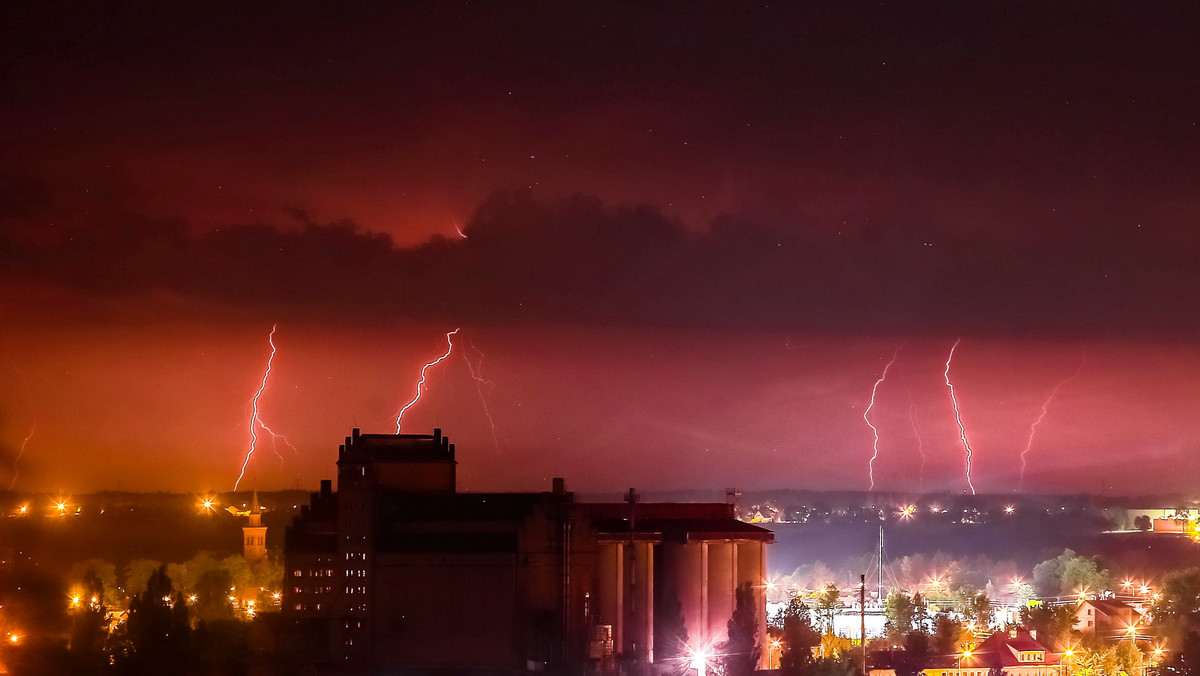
[[4, 187, 1199, 338]]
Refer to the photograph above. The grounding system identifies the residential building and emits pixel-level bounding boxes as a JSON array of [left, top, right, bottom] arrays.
[[923, 629, 1060, 676], [1075, 598, 1141, 640]]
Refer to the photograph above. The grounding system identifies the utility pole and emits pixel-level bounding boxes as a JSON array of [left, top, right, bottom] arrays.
[[878, 526, 884, 608], [625, 488, 640, 670], [860, 573, 867, 676]]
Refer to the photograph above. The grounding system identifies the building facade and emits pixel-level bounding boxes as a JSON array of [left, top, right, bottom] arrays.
[[281, 428, 773, 674]]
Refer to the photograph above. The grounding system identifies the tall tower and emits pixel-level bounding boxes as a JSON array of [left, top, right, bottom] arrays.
[[242, 491, 268, 564]]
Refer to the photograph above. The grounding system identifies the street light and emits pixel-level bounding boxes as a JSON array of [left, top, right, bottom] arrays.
[[769, 639, 782, 669], [959, 649, 973, 674]]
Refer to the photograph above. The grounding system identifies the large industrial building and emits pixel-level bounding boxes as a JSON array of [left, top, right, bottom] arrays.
[[280, 428, 774, 674]]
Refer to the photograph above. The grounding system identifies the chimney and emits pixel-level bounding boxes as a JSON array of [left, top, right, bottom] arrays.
[[352, 428, 360, 442], [553, 477, 565, 495], [320, 479, 332, 497], [434, 428, 442, 445]]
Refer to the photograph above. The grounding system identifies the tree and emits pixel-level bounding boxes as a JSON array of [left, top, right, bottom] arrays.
[[1018, 603, 1077, 650], [123, 559, 162, 603], [68, 559, 121, 609], [1073, 645, 1120, 675], [113, 565, 195, 676], [1134, 515, 1152, 531], [884, 591, 918, 640], [716, 582, 760, 676], [819, 632, 855, 660], [655, 589, 690, 663], [1149, 566, 1200, 673], [911, 591, 929, 632], [777, 596, 819, 675], [963, 592, 992, 630], [1012, 582, 1037, 606], [1114, 641, 1142, 675], [892, 631, 934, 676], [1032, 550, 1111, 597], [931, 612, 964, 656], [808, 655, 860, 676], [815, 582, 840, 632], [66, 571, 108, 675]]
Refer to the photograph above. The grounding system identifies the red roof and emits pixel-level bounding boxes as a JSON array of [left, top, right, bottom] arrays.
[[962, 629, 1055, 669]]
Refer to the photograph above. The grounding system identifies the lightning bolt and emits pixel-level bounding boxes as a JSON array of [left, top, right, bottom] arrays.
[[909, 402, 925, 493], [8, 370, 36, 491], [865, 347, 900, 491], [9, 424, 35, 492], [463, 338, 500, 453], [235, 324, 294, 491], [1019, 355, 1086, 491], [395, 328, 460, 433], [944, 338, 976, 495]]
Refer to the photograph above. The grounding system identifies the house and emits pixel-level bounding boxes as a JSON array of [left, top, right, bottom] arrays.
[[1075, 598, 1141, 640], [923, 629, 1059, 676]]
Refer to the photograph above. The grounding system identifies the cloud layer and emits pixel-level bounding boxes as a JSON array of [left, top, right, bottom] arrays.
[[3, 185, 1198, 338]]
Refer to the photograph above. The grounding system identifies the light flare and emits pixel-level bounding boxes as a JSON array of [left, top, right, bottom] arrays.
[[864, 347, 901, 491], [1019, 355, 1086, 491], [395, 329, 460, 433], [944, 339, 977, 495]]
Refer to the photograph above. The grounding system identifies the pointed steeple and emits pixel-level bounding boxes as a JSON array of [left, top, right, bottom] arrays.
[[243, 490, 267, 563]]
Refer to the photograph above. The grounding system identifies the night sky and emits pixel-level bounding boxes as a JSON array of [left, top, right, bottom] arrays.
[[2, 2, 1199, 495]]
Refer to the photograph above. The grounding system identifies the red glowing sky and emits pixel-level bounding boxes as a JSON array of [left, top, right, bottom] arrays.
[[1, 3, 1199, 495]]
